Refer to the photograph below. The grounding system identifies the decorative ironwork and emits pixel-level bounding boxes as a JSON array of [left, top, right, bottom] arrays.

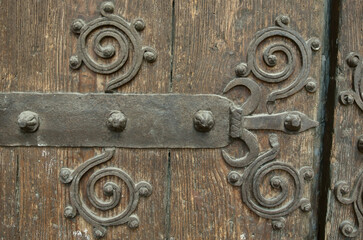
[[335, 171, 363, 238], [336, 52, 363, 238], [233, 14, 321, 113], [60, 149, 152, 239], [227, 134, 313, 230], [70, 1, 157, 92], [222, 15, 320, 229], [340, 52, 363, 110]]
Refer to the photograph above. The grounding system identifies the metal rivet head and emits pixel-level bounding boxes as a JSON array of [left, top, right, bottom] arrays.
[[139, 187, 150, 197], [193, 110, 215, 132], [143, 51, 157, 63], [311, 38, 321, 51], [64, 206, 76, 219], [71, 19, 85, 34], [267, 55, 277, 66], [228, 172, 239, 183], [301, 202, 312, 212], [128, 219, 139, 229], [270, 177, 282, 188], [134, 19, 146, 31], [69, 55, 81, 69], [305, 80, 317, 93], [280, 15, 290, 25], [343, 225, 354, 235], [107, 111, 127, 132], [103, 184, 114, 196], [235, 63, 248, 77], [272, 219, 285, 230], [303, 170, 314, 181], [94, 229, 105, 238], [357, 136, 363, 153], [60, 168, 72, 182], [340, 184, 350, 195], [284, 114, 301, 131], [18, 111, 39, 133], [340, 93, 355, 105], [102, 2, 114, 14], [347, 54, 360, 68]]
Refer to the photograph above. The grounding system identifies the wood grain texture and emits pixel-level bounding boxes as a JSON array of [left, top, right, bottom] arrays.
[[169, 0, 325, 239], [324, 0, 363, 239], [0, 0, 172, 239]]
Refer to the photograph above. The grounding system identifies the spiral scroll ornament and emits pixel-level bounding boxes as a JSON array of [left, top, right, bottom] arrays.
[[235, 15, 320, 113], [69, 1, 157, 92], [227, 135, 314, 230], [340, 53, 363, 110], [335, 171, 363, 238], [60, 149, 152, 239]]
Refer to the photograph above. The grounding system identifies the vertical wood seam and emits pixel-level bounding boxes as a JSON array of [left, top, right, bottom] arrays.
[[317, 0, 342, 239]]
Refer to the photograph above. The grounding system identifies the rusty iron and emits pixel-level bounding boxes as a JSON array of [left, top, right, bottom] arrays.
[[221, 15, 320, 230], [335, 171, 363, 238], [70, 1, 157, 92], [60, 149, 152, 239]]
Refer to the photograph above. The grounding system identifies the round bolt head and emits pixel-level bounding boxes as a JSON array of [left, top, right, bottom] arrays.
[[303, 170, 314, 181], [94, 229, 105, 238], [69, 55, 81, 69], [340, 184, 350, 195], [347, 54, 360, 68], [272, 220, 285, 230], [128, 219, 139, 229], [18, 111, 40, 133], [357, 136, 363, 153], [267, 55, 277, 66], [193, 110, 215, 132], [235, 63, 248, 77], [102, 2, 114, 13], [139, 187, 150, 197], [71, 19, 85, 34], [107, 111, 127, 132], [134, 19, 146, 31], [270, 177, 282, 188], [284, 114, 301, 132], [60, 168, 71, 181], [228, 173, 239, 183], [301, 202, 312, 212], [143, 51, 157, 63], [311, 39, 321, 51], [305, 81, 317, 93], [280, 15, 290, 25], [103, 184, 114, 196], [64, 206, 76, 219]]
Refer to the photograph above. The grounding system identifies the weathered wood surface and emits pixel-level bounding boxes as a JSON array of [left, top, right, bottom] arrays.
[[324, 0, 363, 239], [0, 0, 172, 239], [169, 0, 325, 239], [0, 0, 347, 239]]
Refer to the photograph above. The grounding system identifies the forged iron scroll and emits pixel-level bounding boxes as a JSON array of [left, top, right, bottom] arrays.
[[60, 149, 152, 239], [335, 171, 363, 238], [222, 15, 319, 229], [234, 14, 320, 113], [336, 52, 363, 237], [227, 135, 313, 230], [70, 1, 157, 92], [340, 52, 363, 110]]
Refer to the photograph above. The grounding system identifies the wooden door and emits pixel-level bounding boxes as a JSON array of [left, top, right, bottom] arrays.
[[0, 1, 360, 240]]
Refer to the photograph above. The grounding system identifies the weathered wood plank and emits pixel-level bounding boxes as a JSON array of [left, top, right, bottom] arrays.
[[169, 0, 325, 239], [0, 0, 172, 239], [324, 0, 363, 239]]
